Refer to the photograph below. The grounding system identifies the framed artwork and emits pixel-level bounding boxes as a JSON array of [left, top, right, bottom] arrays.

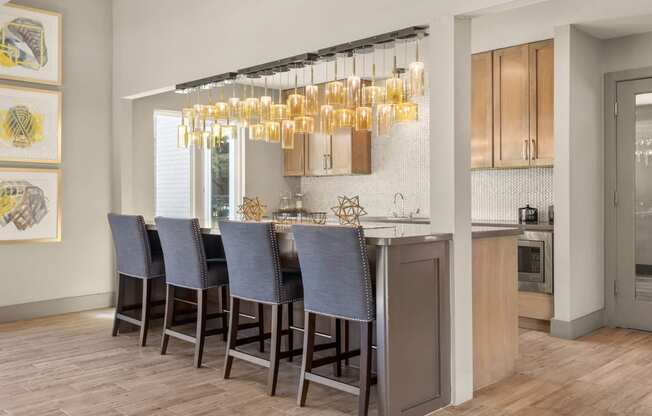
[[0, 4, 62, 85], [0, 167, 61, 243], [0, 84, 61, 163]]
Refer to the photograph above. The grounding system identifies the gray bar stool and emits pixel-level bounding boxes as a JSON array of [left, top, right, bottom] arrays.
[[292, 224, 376, 416], [155, 217, 229, 368], [108, 213, 165, 347], [219, 220, 304, 396]]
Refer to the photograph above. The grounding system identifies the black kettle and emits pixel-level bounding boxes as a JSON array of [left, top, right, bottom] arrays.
[[518, 205, 538, 224]]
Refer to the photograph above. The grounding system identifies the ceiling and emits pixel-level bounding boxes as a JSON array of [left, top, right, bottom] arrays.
[[577, 14, 652, 39]]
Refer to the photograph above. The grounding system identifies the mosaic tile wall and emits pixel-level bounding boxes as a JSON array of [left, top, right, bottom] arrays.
[[471, 167, 554, 222], [300, 94, 430, 217]]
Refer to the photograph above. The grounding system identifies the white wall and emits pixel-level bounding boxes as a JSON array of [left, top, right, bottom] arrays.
[[603, 31, 652, 74], [0, 0, 113, 308], [554, 25, 604, 322]]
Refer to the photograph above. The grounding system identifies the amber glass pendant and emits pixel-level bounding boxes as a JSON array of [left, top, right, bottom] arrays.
[[325, 81, 345, 106], [228, 97, 241, 122], [385, 76, 404, 104], [409, 61, 425, 97], [265, 121, 280, 143], [333, 108, 354, 129], [260, 95, 272, 122], [320, 105, 335, 134], [210, 124, 222, 147], [294, 116, 315, 134], [377, 103, 394, 137], [305, 85, 319, 115], [177, 125, 189, 148], [213, 102, 229, 121], [346, 75, 361, 108], [244, 97, 260, 123], [271, 103, 289, 121], [281, 119, 295, 149], [355, 106, 372, 131], [249, 123, 265, 141], [395, 101, 418, 122], [287, 93, 305, 117]]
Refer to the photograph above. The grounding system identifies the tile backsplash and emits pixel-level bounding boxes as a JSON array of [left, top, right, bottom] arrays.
[[300, 94, 429, 217], [471, 167, 553, 222]]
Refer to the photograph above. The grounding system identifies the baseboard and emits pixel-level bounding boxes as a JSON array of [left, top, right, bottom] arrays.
[[550, 308, 605, 340], [0, 292, 115, 324]]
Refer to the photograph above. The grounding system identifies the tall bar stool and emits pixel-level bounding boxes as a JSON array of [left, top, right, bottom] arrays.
[[108, 213, 165, 347], [293, 224, 375, 416], [155, 217, 229, 368], [219, 220, 304, 396]]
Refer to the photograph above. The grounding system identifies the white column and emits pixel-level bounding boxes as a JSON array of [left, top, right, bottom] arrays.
[[429, 16, 473, 405]]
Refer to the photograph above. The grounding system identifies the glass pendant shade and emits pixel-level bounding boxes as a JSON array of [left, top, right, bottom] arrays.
[[377, 103, 394, 137], [191, 131, 204, 147], [408, 61, 425, 97], [265, 121, 281, 143], [281, 119, 295, 149], [228, 97, 241, 122], [210, 124, 222, 147], [333, 108, 354, 129], [362, 85, 383, 106], [355, 106, 373, 131], [325, 81, 345, 105], [385, 76, 404, 104], [194, 104, 209, 120], [182, 108, 195, 130], [287, 93, 305, 117], [320, 105, 335, 134], [213, 102, 229, 121], [305, 85, 319, 115], [244, 97, 260, 123], [221, 125, 238, 140], [294, 116, 315, 134], [260, 96, 272, 122], [346, 75, 361, 108], [271, 103, 289, 121], [177, 125, 189, 148], [249, 123, 265, 141], [395, 101, 418, 122], [238, 101, 248, 126]]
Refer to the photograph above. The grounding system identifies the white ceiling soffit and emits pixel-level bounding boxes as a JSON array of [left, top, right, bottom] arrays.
[[461, 0, 550, 18], [576, 14, 652, 39]]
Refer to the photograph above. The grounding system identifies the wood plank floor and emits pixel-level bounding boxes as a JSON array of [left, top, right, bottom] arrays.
[[2, 310, 652, 416]]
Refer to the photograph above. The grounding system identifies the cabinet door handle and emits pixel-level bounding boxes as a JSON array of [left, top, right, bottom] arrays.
[[323, 155, 327, 170], [530, 138, 536, 160], [522, 139, 529, 160]]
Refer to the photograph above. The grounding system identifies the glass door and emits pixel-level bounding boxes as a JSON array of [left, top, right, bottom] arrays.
[[616, 78, 652, 330]]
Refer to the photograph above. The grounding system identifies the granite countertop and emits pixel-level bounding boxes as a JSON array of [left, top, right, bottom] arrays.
[[147, 220, 522, 246]]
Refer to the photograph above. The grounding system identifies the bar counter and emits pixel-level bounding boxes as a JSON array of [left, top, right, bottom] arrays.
[[144, 221, 521, 415]]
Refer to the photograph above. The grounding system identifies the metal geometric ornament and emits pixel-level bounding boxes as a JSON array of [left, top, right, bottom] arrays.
[[331, 195, 367, 226], [237, 196, 267, 222]]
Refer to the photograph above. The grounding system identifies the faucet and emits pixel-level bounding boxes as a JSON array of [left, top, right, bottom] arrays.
[[392, 192, 405, 218]]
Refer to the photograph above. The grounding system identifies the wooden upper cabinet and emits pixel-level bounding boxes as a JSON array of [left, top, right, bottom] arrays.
[[529, 40, 554, 166], [471, 52, 494, 169], [283, 134, 306, 176], [493, 44, 531, 168]]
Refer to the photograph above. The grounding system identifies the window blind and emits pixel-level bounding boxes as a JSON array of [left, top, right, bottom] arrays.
[[155, 111, 191, 218]]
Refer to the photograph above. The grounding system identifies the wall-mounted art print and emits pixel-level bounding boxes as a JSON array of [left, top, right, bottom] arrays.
[[0, 167, 61, 243], [0, 4, 61, 85], [0, 84, 61, 163]]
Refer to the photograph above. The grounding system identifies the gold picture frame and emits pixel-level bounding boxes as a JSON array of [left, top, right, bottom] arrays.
[[0, 4, 62, 86], [0, 167, 62, 244], [0, 83, 61, 163]]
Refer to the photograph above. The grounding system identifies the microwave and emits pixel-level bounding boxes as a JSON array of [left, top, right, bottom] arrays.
[[518, 231, 553, 294]]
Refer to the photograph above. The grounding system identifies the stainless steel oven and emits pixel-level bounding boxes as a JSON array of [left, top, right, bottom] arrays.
[[518, 231, 553, 294]]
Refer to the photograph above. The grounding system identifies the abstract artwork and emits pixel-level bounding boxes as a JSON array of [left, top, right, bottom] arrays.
[[0, 167, 60, 243], [0, 4, 61, 85], [237, 196, 267, 222], [0, 84, 61, 163], [331, 195, 367, 226]]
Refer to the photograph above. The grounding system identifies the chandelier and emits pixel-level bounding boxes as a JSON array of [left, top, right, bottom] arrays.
[[175, 26, 428, 150]]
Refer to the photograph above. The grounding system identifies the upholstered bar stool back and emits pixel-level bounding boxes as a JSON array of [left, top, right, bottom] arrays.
[[108, 213, 163, 279], [292, 224, 375, 322], [219, 220, 301, 304], [107, 213, 165, 347]]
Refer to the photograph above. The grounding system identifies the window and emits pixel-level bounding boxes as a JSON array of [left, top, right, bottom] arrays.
[[155, 111, 191, 217], [211, 139, 230, 219]]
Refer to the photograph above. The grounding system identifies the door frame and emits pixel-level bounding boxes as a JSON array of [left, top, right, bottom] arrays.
[[604, 66, 652, 327]]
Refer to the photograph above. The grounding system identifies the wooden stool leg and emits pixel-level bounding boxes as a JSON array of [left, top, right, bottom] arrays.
[[358, 321, 373, 416], [223, 297, 240, 379], [194, 289, 208, 368], [333, 318, 342, 377], [160, 285, 175, 355], [287, 302, 294, 362], [297, 312, 316, 407], [343, 320, 350, 366], [220, 286, 228, 341], [139, 278, 152, 347], [112, 273, 124, 336], [258, 303, 265, 352], [267, 304, 283, 396]]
